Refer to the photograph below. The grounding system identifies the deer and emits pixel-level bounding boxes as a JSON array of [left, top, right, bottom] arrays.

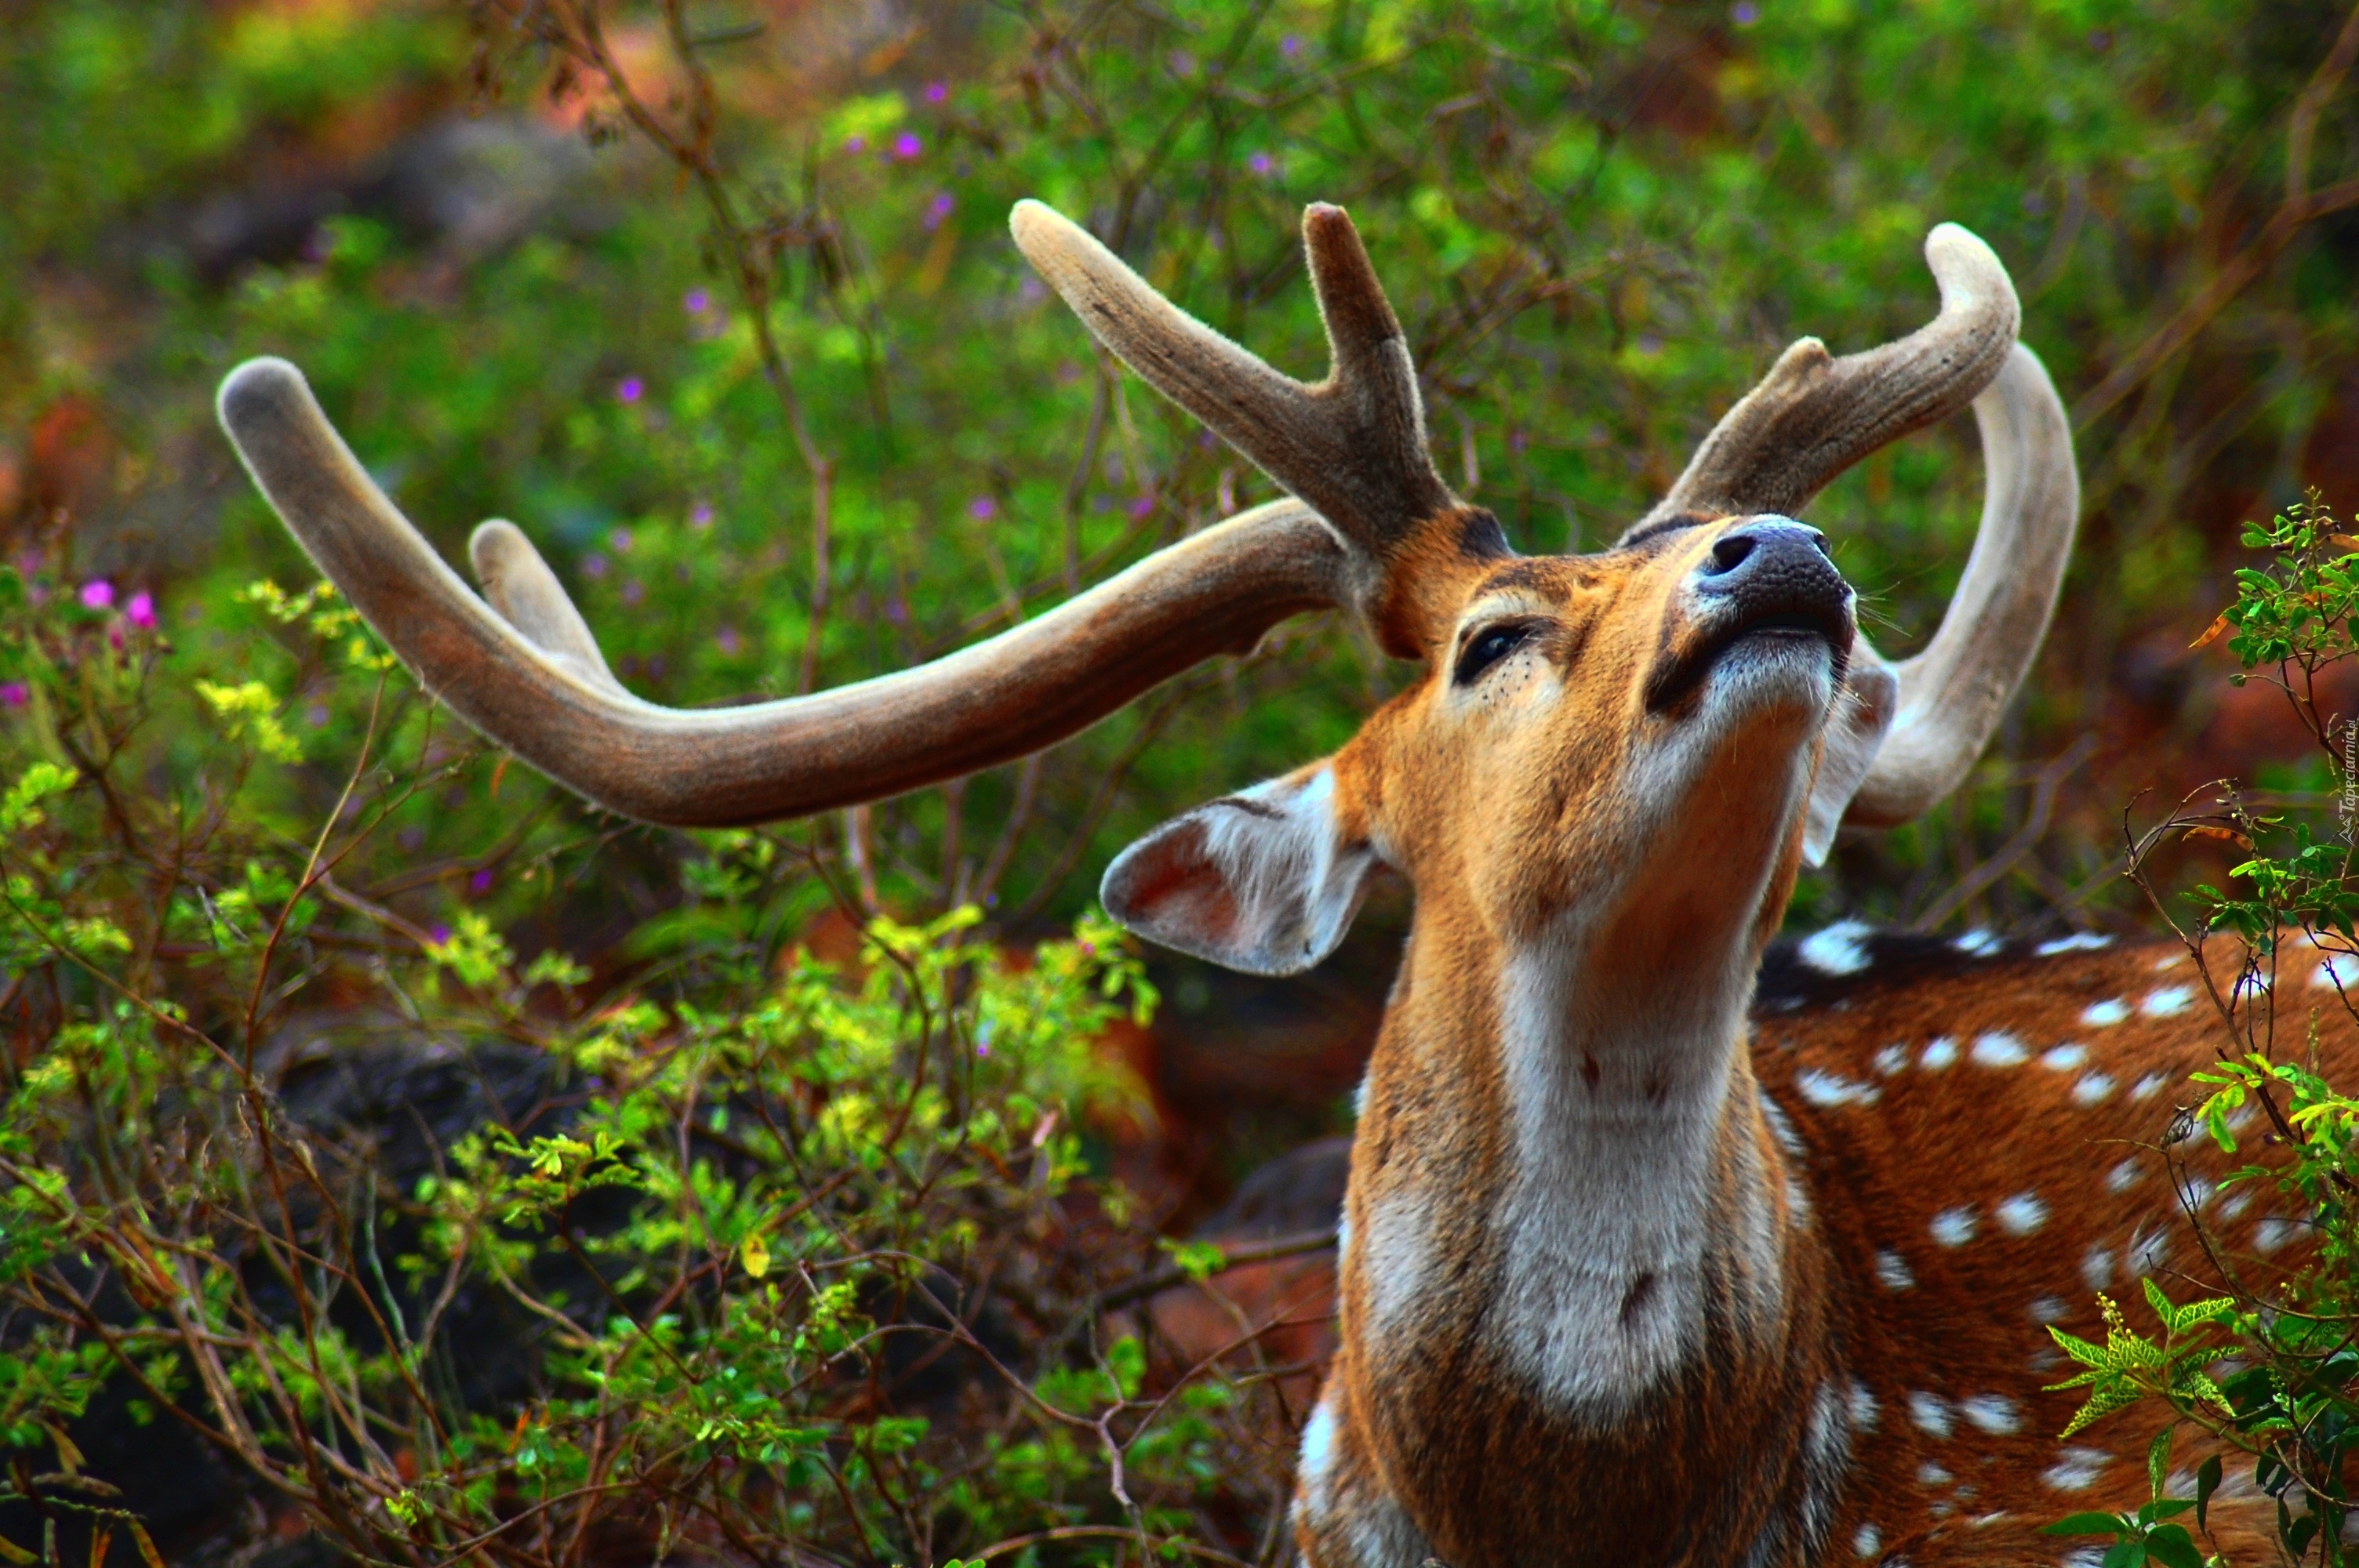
[[212, 194, 2339, 1566]]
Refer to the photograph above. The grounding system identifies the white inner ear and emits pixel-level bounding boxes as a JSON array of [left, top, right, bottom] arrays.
[[1100, 765, 1380, 977], [1801, 633, 1899, 866]]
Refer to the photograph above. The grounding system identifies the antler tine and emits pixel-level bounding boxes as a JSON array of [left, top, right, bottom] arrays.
[[1842, 341, 2079, 827], [1627, 223, 2021, 534], [1010, 200, 1454, 574], [217, 356, 1348, 827]]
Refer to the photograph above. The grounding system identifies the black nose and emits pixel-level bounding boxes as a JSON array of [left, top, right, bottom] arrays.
[[1696, 517, 1848, 622]]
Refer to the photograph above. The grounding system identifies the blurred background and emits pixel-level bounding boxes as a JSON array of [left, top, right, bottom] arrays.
[[8, 0, 2359, 1331]]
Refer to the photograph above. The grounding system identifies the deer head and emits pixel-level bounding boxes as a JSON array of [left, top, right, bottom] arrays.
[[216, 200, 2070, 946]]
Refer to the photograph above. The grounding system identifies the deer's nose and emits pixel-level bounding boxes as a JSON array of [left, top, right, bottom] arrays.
[[1696, 517, 1846, 615]]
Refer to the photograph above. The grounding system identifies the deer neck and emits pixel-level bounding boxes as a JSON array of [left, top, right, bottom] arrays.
[[1343, 839, 1850, 1555]]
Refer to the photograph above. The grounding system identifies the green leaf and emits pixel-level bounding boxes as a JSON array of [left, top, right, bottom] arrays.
[[2045, 1512, 2133, 1536], [2146, 1425, 2172, 1501], [2196, 1454, 2221, 1530]]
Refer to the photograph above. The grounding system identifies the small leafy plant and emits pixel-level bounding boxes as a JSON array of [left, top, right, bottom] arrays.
[[2086, 494, 2359, 1565]]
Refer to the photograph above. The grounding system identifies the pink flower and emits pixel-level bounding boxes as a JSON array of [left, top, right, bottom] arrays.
[[0, 682, 27, 709], [78, 580, 113, 611], [892, 132, 922, 160], [125, 590, 156, 629]]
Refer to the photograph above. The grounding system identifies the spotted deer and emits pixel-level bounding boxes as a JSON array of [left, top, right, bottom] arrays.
[[214, 196, 2334, 1566]]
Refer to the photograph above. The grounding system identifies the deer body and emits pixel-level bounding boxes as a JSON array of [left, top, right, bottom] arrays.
[[220, 183, 2245, 1565]]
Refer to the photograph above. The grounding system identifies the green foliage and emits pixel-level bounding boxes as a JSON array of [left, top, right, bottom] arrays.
[[2094, 494, 2359, 1566]]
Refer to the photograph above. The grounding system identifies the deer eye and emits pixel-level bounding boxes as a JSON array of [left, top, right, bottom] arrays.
[[1455, 623, 1535, 686]]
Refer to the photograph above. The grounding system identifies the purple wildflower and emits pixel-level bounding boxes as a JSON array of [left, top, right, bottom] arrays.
[[616, 377, 645, 404], [684, 287, 712, 314], [470, 868, 495, 895], [690, 502, 715, 529], [125, 590, 156, 629], [924, 191, 955, 230], [1168, 49, 1196, 75], [78, 580, 113, 611], [307, 703, 331, 728], [1281, 33, 1302, 56], [0, 683, 27, 710], [843, 133, 868, 154], [969, 495, 998, 521], [611, 526, 634, 554], [892, 131, 922, 160], [581, 552, 609, 579], [1249, 151, 1275, 176], [714, 625, 741, 655], [429, 922, 452, 946], [1731, 0, 1760, 22], [1127, 493, 1155, 520], [620, 579, 645, 606], [924, 80, 948, 103]]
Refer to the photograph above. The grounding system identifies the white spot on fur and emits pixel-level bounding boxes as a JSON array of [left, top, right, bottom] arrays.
[[1875, 1250, 1915, 1291], [2038, 933, 2114, 955], [2183, 1174, 2213, 1209], [1786, 1173, 1814, 1221], [2042, 1448, 2109, 1490], [1799, 920, 1872, 975], [1296, 1399, 1336, 1522], [1954, 928, 2001, 956], [1921, 1036, 1958, 1069], [2081, 997, 2129, 1026], [2071, 1072, 2116, 1105], [1759, 1088, 1807, 1156], [2062, 1548, 2109, 1568], [2107, 1158, 2143, 1192], [1997, 1192, 2048, 1236], [1930, 1207, 1977, 1247], [2132, 1072, 2168, 1101], [1917, 1461, 1954, 1486], [2030, 1295, 2070, 1323], [1874, 1044, 1910, 1076], [2154, 952, 2186, 971], [1848, 1381, 1878, 1431], [1960, 1394, 2021, 1434], [2128, 1225, 2168, 1273], [1909, 1392, 1954, 1436], [2041, 1044, 2089, 1071], [2254, 1216, 2297, 1254], [2139, 985, 2194, 1017], [1360, 1191, 1433, 1332], [1972, 1032, 2029, 1067], [1797, 1068, 1879, 1107], [1852, 1523, 1881, 1558], [2081, 1245, 2114, 1292]]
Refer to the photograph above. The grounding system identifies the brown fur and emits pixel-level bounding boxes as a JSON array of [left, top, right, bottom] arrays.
[[1210, 529, 2330, 1566]]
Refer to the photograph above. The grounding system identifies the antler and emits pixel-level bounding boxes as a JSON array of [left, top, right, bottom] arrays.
[[1648, 223, 2078, 857], [1841, 341, 2078, 827], [1011, 201, 1476, 653], [1628, 223, 2022, 532], [216, 357, 1346, 828]]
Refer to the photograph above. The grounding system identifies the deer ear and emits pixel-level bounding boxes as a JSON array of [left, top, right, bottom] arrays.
[[1102, 764, 1379, 977], [1801, 633, 1900, 866]]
